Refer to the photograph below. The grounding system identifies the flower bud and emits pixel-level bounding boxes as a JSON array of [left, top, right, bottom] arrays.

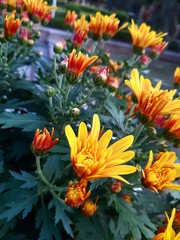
[[81, 198, 98, 217], [122, 194, 132, 204], [93, 66, 109, 86], [53, 40, 65, 54], [146, 126, 157, 137], [71, 107, 80, 117], [110, 180, 122, 193], [45, 86, 57, 97], [59, 57, 68, 74], [105, 75, 120, 92], [140, 55, 150, 65]]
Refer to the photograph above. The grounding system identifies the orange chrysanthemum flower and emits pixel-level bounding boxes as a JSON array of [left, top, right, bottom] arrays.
[[65, 114, 136, 183], [24, 0, 56, 22], [103, 13, 128, 40], [163, 114, 180, 144], [110, 180, 122, 193], [74, 14, 89, 32], [125, 69, 180, 124], [4, 13, 21, 37], [65, 179, 90, 207], [65, 10, 78, 27], [128, 19, 167, 51], [142, 151, 180, 192], [72, 28, 89, 48], [89, 12, 104, 41], [149, 41, 168, 58], [174, 67, 180, 84], [66, 49, 98, 84], [81, 198, 98, 216], [31, 127, 59, 156], [152, 208, 180, 240]]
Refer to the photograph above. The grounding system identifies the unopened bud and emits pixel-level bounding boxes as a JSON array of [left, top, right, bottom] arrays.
[[53, 40, 65, 54], [59, 57, 68, 74], [110, 180, 122, 193], [93, 66, 109, 86], [81, 198, 98, 217], [45, 86, 57, 97], [146, 126, 157, 137], [71, 107, 80, 117]]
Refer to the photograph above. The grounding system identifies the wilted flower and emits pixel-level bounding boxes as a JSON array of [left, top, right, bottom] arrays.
[[103, 13, 128, 40], [65, 114, 136, 183], [65, 179, 90, 207], [31, 127, 59, 156], [81, 198, 98, 216], [125, 69, 180, 124], [142, 151, 180, 192], [4, 13, 21, 37], [66, 49, 98, 84], [65, 10, 78, 28], [128, 19, 167, 52], [152, 208, 180, 240]]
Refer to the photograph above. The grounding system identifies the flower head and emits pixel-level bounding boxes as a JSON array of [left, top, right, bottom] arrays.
[[142, 151, 180, 192], [4, 13, 21, 37], [81, 197, 98, 216], [149, 41, 168, 59], [93, 66, 109, 86], [72, 28, 89, 48], [24, 0, 56, 22], [152, 208, 180, 240], [74, 14, 89, 32], [125, 69, 180, 124], [110, 180, 122, 193], [163, 114, 180, 145], [103, 13, 128, 40], [66, 49, 98, 84], [7, 0, 16, 8], [174, 67, 180, 86], [65, 179, 90, 207], [65, 114, 136, 183], [65, 10, 78, 28], [128, 19, 167, 51], [31, 127, 59, 156], [89, 12, 104, 41]]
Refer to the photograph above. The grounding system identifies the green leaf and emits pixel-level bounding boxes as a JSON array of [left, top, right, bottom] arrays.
[[0, 99, 32, 112], [10, 170, 37, 189], [0, 150, 4, 162], [0, 160, 3, 174], [42, 154, 65, 181], [36, 208, 61, 240], [109, 195, 156, 240], [2, 233, 27, 240], [48, 198, 73, 237], [0, 188, 38, 221], [0, 112, 48, 131], [0, 218, 17, 238], [90, 178, 107, 191], [6, 140, 30, 161]]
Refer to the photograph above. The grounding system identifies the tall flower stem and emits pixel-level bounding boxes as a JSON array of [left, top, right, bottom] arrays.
[[124, 103, 136, 129], [64, 84, 71, 105], [36, 156, 60, 192], [133, 135, 149, 148], [78, 86, 96, 108]]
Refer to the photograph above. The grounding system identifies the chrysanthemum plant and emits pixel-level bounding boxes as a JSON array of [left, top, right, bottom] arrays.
[[0, 2, 180, 239]]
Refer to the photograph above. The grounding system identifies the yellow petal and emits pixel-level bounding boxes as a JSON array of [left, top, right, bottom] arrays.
[[65, 125, 77, 148], [110, 135, 134, 153]]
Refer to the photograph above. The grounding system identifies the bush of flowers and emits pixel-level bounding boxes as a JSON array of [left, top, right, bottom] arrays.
[[0, 1, 180, 239]]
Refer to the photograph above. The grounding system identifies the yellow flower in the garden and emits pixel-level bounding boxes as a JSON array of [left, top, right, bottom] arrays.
[[65, 114, 136, 183], [66, 49, 98, 84], [125, 69, 180, 124], [152, 208, 180, 240], [89, 12, 104, 40], [128, 19, 167, 50], [24, 0, 56, 22], [65, 10, 78, 27], [142, 151, 180, 192], [174, 67, 180, 84], [163, 114, 180, 143], [74, 14, 89, 32], [103, 13, 128, 40], [4, 13, 21, 37], [7, 0, 16, 7]]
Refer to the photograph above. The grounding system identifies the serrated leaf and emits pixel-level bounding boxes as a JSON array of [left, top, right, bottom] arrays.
[[10, 170, 37, 189], [0, 218, 17, 238], [6, 140, 30, 161], [90, 178, 107, 191], [43, 154, 65, 181], [0, 112, 48, 131], [2, 233, 27, 240], [0, 99, 31, 112], [0, 189, 38, 221], [36, 208, 61, 240], [48, 198, 73, 237]]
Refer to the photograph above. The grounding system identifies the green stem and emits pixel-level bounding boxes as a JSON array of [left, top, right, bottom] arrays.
[[8, 46, 22, 65], [64, 84, 71, 104], [91, 41, 98, 55], [124, 103, 136, 129], [36, 156, 60, 192], [133, 135, 149, 148], [133, 122, 144, 145], [54, 54, 58, 86], [78, 86, 96, 107]]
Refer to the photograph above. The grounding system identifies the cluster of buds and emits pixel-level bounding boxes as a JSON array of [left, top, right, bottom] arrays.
[[65, 179, 98, 216]]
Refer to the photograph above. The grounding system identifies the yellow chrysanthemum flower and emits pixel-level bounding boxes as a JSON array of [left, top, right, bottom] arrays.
[[142, 151, 180, 192], [65, 114, 136, 183], [7, 0, 16, 7], [128, 19, 167, 50], [163, 114, 180, 141], [66, 49, 98, 84], [89, 12, 104, 40], [152, 208, 180, 240], [125, 69, 180, 124], [174, 67, 180, 84], [65, 10, 78, 27], [102, 13, 128, 40], [4, 13, 21, 37], [74, 14, 89, 32]]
